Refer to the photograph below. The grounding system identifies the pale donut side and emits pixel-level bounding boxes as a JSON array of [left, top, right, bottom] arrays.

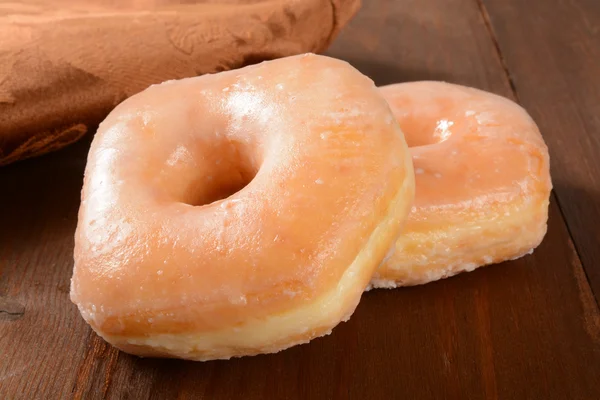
[[370, 81, 552, 288], [70, 54, 415, 360]]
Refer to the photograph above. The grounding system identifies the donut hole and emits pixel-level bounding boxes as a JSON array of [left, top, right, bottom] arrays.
[[187, 170, 254, 206], [399, 116, 456, 147], [179, 139, 261, 207], [386, 94, 460, 148]]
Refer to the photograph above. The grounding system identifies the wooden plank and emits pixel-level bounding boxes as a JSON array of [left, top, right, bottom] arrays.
[[0, 137, 94, 398], [480, 0, 600, 300], [1, 0, 599, 398]]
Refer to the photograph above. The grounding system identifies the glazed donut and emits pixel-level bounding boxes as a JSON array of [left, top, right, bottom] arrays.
[[70, 54, 415, 360], [370, 81, 552, 288]]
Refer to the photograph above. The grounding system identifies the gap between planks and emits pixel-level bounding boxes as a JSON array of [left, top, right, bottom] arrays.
[[473, 0, 600, 310]]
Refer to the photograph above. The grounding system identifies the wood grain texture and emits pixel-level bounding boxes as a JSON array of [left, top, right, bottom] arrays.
[[1, 0, 600, 398], [480, 0, 600, 304], [0, 0, 360, 166]]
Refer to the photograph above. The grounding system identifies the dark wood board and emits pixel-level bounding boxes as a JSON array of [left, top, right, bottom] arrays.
[[1, 0, 600, 398], [480, 0, 600, 306]]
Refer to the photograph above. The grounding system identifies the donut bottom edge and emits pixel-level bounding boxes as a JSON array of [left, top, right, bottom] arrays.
[[370, 195, 550, 289]]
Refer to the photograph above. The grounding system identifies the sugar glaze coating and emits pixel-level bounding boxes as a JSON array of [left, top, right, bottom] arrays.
[[71, 54, 415, 360]]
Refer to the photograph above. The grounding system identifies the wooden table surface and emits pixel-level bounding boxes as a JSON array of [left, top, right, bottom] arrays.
[[2, 0, 600, 398]]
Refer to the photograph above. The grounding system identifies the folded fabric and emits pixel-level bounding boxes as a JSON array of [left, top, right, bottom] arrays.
[[0, 0, 360, 166]]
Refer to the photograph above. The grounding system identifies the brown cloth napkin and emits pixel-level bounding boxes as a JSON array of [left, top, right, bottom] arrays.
[[0, 0, 360, 166]]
